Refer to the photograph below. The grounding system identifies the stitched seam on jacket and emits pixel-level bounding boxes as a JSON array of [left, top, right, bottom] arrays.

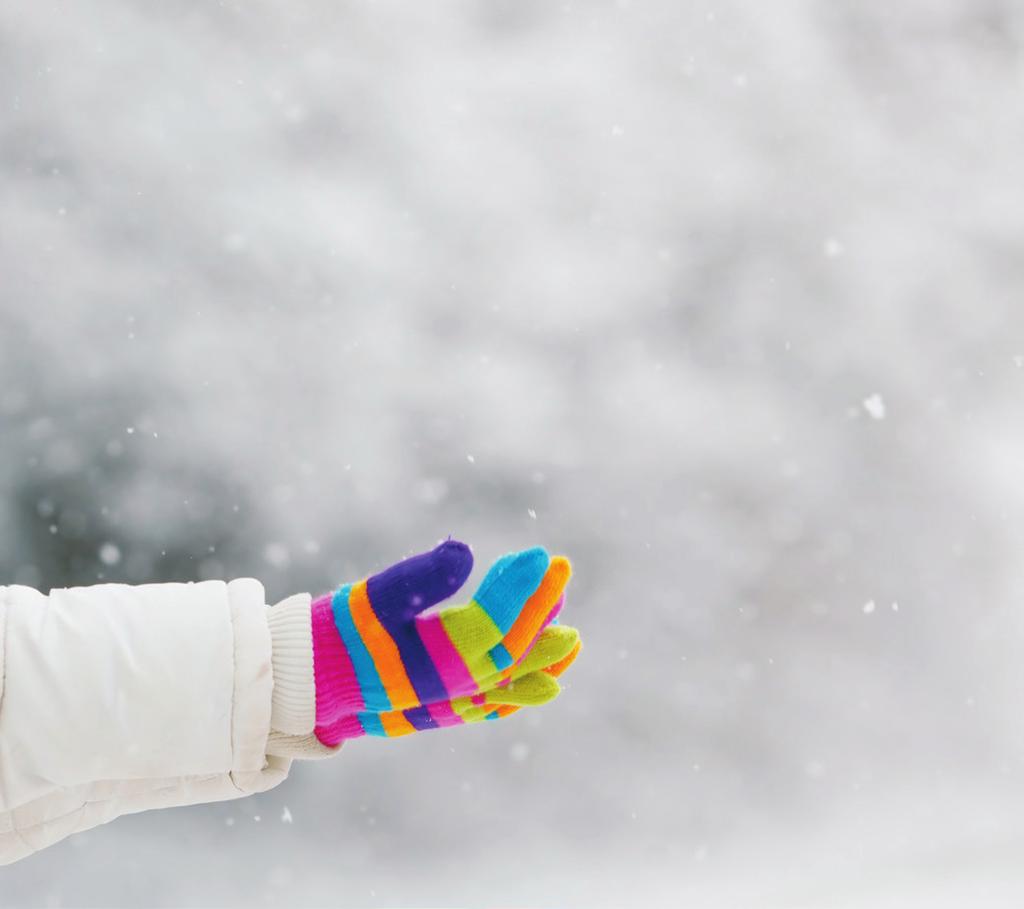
[[0, 590, 21, 851], [226, 582, 241, 787], [0, 587, 7, 719], [5, 774, 225, 840], [9, 817, 31, 857]]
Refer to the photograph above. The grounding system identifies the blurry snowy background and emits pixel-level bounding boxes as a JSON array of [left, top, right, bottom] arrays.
[[3, 1, 1024, 906]]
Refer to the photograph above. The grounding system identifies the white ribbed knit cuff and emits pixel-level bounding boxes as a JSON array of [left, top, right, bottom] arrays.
[[266, 730, 343, 761], [267, 592, 316, 736]]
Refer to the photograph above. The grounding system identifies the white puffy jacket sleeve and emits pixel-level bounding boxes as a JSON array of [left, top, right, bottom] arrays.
[[0, 579, 333, 866]]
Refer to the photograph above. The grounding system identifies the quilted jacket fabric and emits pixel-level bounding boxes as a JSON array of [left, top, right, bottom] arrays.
[[0, 578, 331, 865]]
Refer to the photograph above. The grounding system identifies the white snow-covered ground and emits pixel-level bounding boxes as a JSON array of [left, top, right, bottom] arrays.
[[3, 1, 1024, 905]]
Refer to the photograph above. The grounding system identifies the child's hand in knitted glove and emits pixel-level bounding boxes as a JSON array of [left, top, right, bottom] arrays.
[[305, 540, 580, 746]]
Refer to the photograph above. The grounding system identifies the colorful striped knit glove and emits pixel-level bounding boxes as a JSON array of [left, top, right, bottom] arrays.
[[327, 606, 582, 740], [311, 541, 579, 744]]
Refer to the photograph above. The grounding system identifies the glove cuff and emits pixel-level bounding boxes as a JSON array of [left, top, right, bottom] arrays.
[[267, 592, 317, 736], [310, 590, 366, 731]]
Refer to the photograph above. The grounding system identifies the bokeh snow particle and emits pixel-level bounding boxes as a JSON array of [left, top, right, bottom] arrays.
[[823, 237, 845, 258], [413, 477, 449, 506], [98, 543, 122, 566], [263, 543, 290, 569], [862, 394, 886, 420]]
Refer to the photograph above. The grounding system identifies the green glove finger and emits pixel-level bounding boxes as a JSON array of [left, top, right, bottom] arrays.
[[481, 671, 562, 707], [477, 625, 580, 690]]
